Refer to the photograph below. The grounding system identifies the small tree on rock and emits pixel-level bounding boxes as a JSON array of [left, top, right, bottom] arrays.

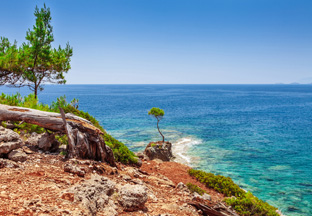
[[148, 107, 165, 142]]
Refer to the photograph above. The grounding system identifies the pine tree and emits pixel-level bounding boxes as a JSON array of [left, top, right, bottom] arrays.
[[0, 4, 73, 98]]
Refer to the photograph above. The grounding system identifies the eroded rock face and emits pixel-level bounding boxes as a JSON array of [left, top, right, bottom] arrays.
[[0, 126, 20, 142], [193, 192, 212, 201], [176, 182, 190, 193], [26, 132, 43, 146], [0, 126, 22, 155], [62, 174, 117, 216], [0, 158, 20, 168], [38, 132, 60, 152], [118, 184, 148, 211], [135, 152, 150, 161], [8, 148, 27, 162], [64, 162, 86, 177], [143, 141, 173, 161]]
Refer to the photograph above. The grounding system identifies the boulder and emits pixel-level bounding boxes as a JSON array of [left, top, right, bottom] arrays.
[[143, 141, 173, 161], [0, 126, 20, 142], [135, 152, 150, 161], [118, 184, 148, 211], [62, 174, 117, 215], [0, 158, 20, 168], [193, 192, 211, 201], [135, 158, 143, 167], [202, 193, 212, 201], [176, 182, 190, 193], [0, 141, 22, 155], [26, 132, 43, 146], [8, 148, 27, 162], [64, 162, 86, 177], [38, 132, 60, 152], [0, 126, 22, 155], [176, 182, 186, 190]]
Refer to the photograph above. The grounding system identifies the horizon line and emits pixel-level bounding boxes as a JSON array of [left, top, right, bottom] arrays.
[[1, 83, 311, 86]]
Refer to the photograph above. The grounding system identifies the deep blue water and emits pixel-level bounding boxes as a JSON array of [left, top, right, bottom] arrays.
[[1, 84, 312, 215]]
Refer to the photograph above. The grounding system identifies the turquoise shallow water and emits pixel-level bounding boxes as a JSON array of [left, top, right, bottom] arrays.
[[1, 84, 312, 215]]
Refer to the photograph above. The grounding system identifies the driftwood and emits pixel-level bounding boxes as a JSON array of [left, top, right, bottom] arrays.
[[0, 104, 116, 167], [188, 202, 239, 216]]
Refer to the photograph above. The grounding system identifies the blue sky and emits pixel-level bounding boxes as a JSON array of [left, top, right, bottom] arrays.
[[1, 0, 311, 84]]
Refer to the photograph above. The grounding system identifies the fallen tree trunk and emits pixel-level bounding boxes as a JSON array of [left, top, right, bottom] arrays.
[[0, 104, 116, 167], [0, 104, 102, 134]]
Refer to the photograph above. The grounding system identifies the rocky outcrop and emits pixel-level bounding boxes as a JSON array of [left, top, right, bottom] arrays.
[[26, 132, 43, 146], [8, 148, 27, 162], [144, 141, 173, 161], [0, 104, 117, 166], [176, 182, 190, 193], [62, 174, 117, 216], [0, 158, 21, 168], [38, 132, 60, 152], [193, 192, 212, 201], [135, 152, 149, 161], [64, 162, 86, 177], [118, 184, 148, 211], [0, 126, 22, 155], [0, 126, 20, 142]]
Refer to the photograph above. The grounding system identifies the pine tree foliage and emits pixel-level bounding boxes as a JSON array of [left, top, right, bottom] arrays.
[[148, 107, 165, 142], [0, 4, 73, 98]]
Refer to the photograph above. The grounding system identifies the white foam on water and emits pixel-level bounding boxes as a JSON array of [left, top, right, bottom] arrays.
[[268, 165, 291, 171], [172, 137, 201, 166], [132, 141, 147, 148]]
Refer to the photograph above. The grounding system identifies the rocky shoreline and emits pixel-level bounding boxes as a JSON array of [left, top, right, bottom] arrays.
[[0, 126, 286, 216]]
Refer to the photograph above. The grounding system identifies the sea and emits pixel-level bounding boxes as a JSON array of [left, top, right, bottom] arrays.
[[1, 84, 312, 216]]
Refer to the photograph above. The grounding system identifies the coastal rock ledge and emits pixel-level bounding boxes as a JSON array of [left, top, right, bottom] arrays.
[[144, 141, 173, 161]]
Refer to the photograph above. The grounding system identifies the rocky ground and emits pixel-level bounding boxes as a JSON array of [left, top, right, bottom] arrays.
[[0, 126, 236, 216]]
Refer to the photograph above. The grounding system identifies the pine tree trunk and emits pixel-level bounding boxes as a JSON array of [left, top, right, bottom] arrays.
[[34, 84, 38, 99], [157, 119, 164, 143]]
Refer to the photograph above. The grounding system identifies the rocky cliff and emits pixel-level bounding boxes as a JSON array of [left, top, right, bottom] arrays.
[[0, 126, 243, 216]]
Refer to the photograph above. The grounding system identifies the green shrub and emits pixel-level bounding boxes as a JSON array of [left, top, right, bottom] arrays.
[[103, 133, 138, 164], [188, 169, 279, 216], [0, 92, 22, 106], [186, 183, 207, 195], [225, 192, 278, 216], [55, 134, 68, 145], [0, 93, 138, 165], [1, 121, 7, 128], [60, 150, 67, 156], [0, 93, 50, 111], [2, 121, 46, 134], [188, 169, 245, 197]]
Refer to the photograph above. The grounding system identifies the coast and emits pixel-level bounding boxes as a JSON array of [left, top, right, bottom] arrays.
[[170, 145, 287, 216], [0, 92, 288, 215], [141, 140, 286, 216], [0, 126, 226, 215], [1, 84, 311, 215], [0, 124, 286, 216]]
